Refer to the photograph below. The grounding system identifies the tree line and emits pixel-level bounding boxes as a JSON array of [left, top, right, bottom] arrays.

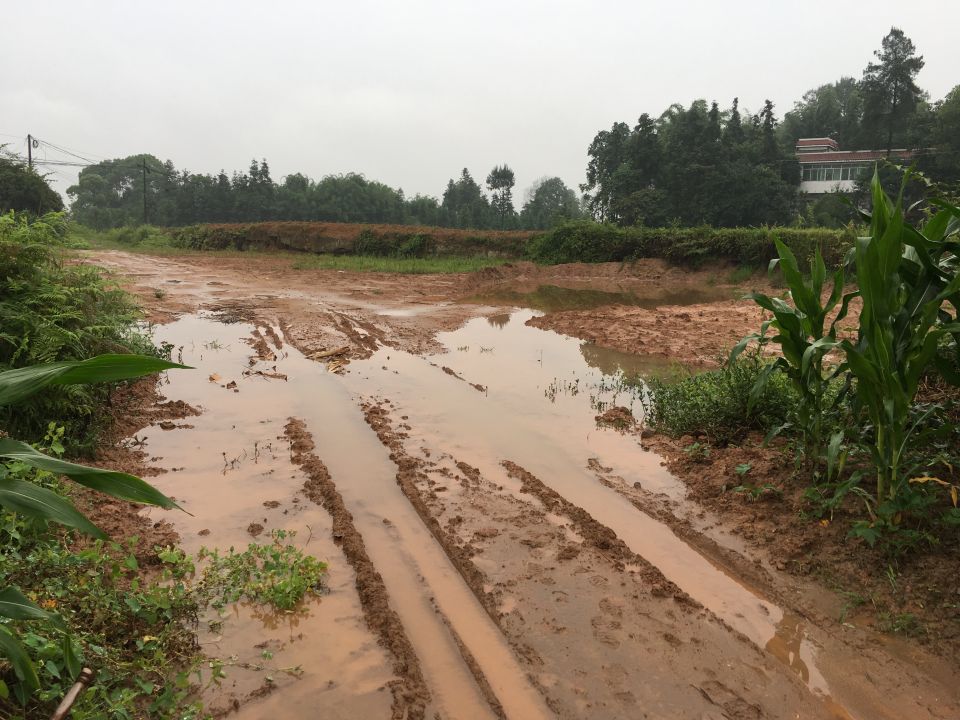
[[65, 156, 582, 231], [582, 28, 960, 228]]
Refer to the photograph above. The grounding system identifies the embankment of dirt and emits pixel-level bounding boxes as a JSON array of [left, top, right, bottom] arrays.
[[527, 299, 769, 367], [169, 222, 536, 258], [644, 430, 960, 660], [73, 377, 199, 571], [283, 418, 430, 720]]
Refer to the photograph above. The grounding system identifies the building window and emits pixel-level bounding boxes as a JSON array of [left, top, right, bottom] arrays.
[[801, 163, 868, 183]]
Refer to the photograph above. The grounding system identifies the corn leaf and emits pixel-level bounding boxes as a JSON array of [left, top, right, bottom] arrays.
[[0, 626, 39, 694], [0, 475, 105, 537], [0, 354, 190, 407], [0, 439, 179, 510], [0, 587, 50, 622]]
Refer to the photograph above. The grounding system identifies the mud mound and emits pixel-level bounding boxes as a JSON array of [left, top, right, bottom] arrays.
[[595, 405, 636, 431]]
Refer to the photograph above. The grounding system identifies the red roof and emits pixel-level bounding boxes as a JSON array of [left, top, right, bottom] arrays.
[[796, 149, 915, 163], [797, 137, 839, 149]]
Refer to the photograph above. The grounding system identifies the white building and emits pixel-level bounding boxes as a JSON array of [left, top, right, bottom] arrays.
[[796, 138, 914, 195]]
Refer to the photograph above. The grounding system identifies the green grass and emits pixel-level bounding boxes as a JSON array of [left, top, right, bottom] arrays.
[[641, 357, 799, 445], [290, 254, 508, 274]]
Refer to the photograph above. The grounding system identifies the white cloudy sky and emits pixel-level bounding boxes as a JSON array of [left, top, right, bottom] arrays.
[[2, 0, 957, 203]]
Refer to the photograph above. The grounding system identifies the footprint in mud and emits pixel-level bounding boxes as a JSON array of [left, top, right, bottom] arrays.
[[590, 615, 622, 648], [598, 597, 624, 617], [602, 663, 628, 686]]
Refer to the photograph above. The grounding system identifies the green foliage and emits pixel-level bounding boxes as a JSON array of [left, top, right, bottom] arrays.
[[735, 173, 960, 549], [195, 530, 327, 612], [642, 358, 798, 445], [0, 156, 63, 216], [0, 353, 185, 709], [165, 222, 530, 258], [1, 522, 203, 718], [583, 98, 798, 227], [486, 165, 517, 229], [842, 173, 960, 506], [527, 220, 853, 268], [860, 27, 926, 153], [730, 238, 853, 466], [0, 213, 159, 449], [732, 483, 782, 501], [519, 177, 582, 230]]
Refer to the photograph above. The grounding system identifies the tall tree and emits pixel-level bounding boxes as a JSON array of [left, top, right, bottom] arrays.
[[520, 177, 580, 229], [486, 164, 516, 228], [779, 78, 864, 150], [581, 121, 632, 221], [442, 169, 491, 229], [860, 27, 926, 154]]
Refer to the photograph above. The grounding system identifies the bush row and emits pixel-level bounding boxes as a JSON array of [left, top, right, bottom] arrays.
[[167, 222, 537, 258], [96, 219, 855, 269], [526, 221, 854, 268]]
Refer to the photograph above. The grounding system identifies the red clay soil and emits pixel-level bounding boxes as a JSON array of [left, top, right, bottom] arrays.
[[70, 377, 199, 572], [643, 430, 960, 660]]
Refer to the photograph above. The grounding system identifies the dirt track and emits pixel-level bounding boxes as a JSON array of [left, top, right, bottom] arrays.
[[88, 249, 960, 720]]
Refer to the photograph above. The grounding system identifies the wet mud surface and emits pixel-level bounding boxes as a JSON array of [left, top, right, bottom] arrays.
[[88, 249, 960, 720]]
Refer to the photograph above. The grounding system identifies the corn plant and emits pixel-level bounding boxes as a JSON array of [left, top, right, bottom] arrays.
[[842, 173, 960, 506], [730, 238, 855, 467], [0, 354, 186, 699]]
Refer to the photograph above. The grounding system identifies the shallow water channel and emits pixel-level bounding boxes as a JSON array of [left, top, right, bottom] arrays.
[[138, 308, 858, 719]]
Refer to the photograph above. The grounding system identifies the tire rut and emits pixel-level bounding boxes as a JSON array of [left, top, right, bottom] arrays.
[[284, 418, 430, 720]]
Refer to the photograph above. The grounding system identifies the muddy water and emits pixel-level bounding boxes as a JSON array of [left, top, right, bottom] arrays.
[[139, 317, 395, 718], [466, 282, 735, 313], [344, 309, 853, 715], [142, 315, 549, 720]]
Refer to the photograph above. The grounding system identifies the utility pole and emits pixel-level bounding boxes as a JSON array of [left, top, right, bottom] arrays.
[[141, 158, 150, 225], [27, 134, 32, 169]]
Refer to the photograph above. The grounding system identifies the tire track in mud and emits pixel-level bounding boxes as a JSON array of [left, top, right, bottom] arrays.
[[360, 400, 837, 719], [284, 418, 429, 720], [500, 460, 696, 605], [361, 403, 500, 620], [359, 402, 553, 719]]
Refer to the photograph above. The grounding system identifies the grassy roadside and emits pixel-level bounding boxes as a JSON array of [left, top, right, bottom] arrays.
[[635, 180, 960, 649], [1, 213, 327, 718]]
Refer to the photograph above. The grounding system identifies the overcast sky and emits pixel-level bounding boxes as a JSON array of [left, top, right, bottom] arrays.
[[3, 1, 958, 204]]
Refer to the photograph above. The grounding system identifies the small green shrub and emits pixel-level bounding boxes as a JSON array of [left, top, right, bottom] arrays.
[[353, 228, 393, 256], [643, 358, 798, 445]]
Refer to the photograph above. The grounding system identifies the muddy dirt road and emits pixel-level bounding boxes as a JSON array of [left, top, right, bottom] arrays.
[[90, 250, 959, 719]]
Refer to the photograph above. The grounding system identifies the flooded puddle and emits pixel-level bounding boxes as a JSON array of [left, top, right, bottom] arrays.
[[139, 308, 856, 718], [141, 314, 549, 720], [342, 309, 854, 716], [465, 282, 735, 313]]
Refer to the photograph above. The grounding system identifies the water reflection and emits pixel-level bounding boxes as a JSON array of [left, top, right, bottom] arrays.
[[766, 613, 810, 684], [467, 283, 734, 313], [486, 312, 511, 329], [579, 341, 683, 379]]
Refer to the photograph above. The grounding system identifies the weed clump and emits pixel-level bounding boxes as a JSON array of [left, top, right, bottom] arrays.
[[643, 358, 798, 445]]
